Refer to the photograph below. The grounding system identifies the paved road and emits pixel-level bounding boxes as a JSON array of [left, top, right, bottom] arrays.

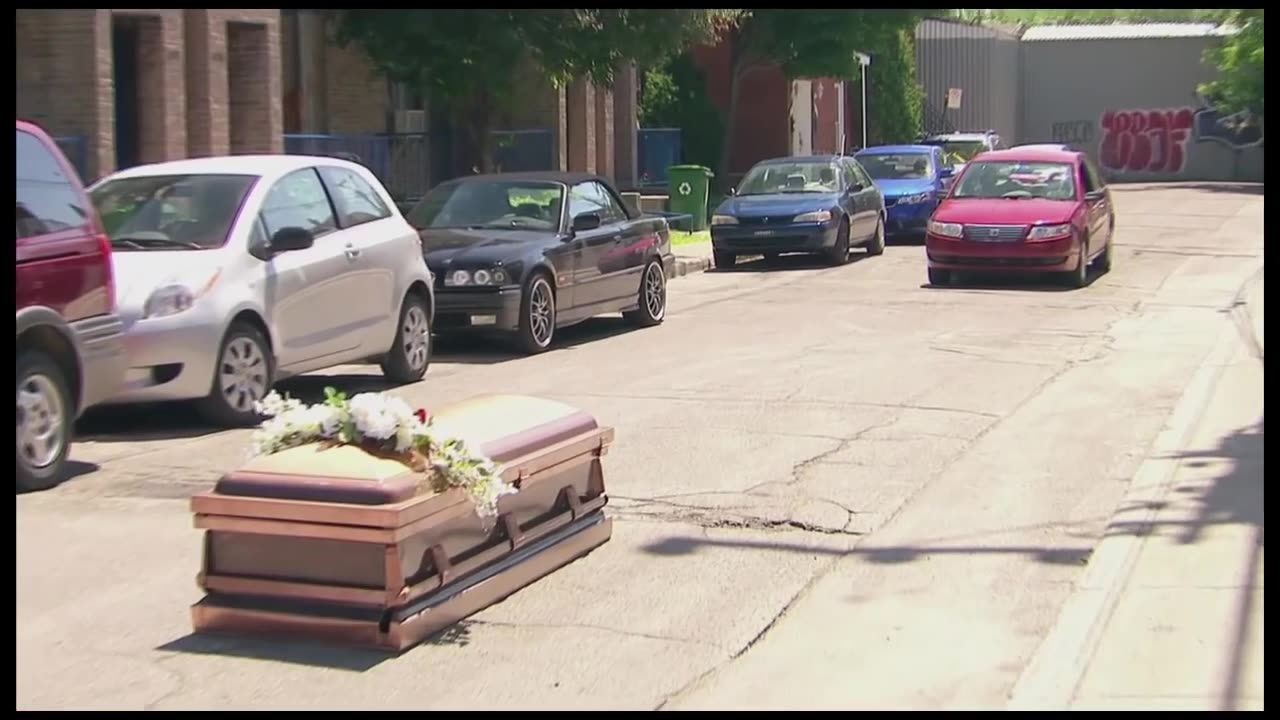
[[17, 184, 1263, 710]]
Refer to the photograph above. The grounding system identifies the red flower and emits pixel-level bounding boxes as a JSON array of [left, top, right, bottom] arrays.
[[414, 408, 429, 424]]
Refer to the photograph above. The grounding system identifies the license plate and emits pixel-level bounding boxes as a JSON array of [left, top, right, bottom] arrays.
[[753, 230, 775, 237]]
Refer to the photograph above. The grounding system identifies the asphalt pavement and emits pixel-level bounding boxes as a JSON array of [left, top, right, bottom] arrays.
[[16, 183, 1264, 710]]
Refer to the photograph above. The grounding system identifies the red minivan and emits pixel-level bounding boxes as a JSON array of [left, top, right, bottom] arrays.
[[16, 120, 125, 491]]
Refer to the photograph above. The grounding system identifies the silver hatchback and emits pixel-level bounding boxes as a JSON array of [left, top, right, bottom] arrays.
[[88, 155, 435, 426]]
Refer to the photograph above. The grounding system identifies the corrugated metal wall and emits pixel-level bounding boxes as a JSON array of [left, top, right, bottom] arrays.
[[1021, 36, 1263, 182], [914, 19, 1020, 142]]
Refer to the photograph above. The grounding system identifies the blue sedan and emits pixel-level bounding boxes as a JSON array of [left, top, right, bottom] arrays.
[[709, 155, 886, 269], [855, 144, 953, 239]]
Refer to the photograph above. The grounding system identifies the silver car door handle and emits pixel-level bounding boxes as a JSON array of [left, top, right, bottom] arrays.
[[344, 245, 361, 260]]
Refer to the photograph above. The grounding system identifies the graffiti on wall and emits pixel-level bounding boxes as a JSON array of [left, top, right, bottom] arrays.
[[1099, 107, 1195, 174], [1051, 120, 1093, 145], [1099, 100, 1264, 176]]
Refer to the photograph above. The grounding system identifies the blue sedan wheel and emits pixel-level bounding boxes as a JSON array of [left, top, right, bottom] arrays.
[[825, 217, 851, 266]]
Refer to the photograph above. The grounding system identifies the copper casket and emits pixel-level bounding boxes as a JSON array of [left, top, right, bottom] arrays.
[[189, 394, 614, 651]]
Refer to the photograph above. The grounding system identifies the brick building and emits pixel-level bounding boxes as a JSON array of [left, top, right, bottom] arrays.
[[17, 9, 637, 192], [16, 9, 282, 182]]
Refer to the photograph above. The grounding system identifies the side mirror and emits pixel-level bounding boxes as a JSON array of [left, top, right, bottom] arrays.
[[939, 166, 955, 178], [270, 226, 315, 253], [1085, 189, 1105, 201], [851, 182, 864, 192], [725, 186, 737, 196], [572, 212, 602, 232]]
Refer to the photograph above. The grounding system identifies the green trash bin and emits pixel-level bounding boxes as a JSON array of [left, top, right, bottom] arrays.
[[666, 164, 715, 232]]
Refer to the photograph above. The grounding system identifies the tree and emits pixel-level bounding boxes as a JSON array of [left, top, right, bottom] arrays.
[[713, 10, 927, 187], [329, 10, 733, 172], [1199, 9, 1264, 122]]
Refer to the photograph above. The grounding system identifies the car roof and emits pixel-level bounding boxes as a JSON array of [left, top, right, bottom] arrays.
[[1015, 143, 1073, 151], [446, 171, 610, 187], [926, 132, 993, 142], [95, 154, 371, 183], [856, 144, 937, 155], [755, 155, 844, 166], [970, 148, 1081, 163]]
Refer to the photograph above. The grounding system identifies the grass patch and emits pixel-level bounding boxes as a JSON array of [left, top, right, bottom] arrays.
[[670, 230, 710, 247]]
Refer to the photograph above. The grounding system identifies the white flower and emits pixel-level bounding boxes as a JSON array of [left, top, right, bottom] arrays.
[[394, 423, 416, 452]]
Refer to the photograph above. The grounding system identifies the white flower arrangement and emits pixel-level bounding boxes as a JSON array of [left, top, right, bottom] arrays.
[[250, 387, 515, 518]]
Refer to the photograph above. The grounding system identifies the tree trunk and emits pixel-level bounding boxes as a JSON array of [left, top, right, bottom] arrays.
[[718, 40, 744, 193], [455, 86, 497, 175]]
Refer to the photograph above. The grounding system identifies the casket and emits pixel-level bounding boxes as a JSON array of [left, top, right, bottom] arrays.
[[188, 394, 614, 651]]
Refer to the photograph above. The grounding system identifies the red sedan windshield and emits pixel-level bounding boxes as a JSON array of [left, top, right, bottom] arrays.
[[952, 161, 1077, 201]]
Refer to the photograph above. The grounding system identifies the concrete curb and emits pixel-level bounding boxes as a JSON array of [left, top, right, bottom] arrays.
[[673, 255, 711, 278], [1234, 267, 1264, 359], [1006, 317, 1243, 710]]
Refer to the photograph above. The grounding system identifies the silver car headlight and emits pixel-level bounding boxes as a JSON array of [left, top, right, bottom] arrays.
[[444, 267, 510, 287], [143, 285, 197, 319]]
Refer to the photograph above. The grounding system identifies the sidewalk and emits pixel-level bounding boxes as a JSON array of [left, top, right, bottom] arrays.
[[672, 240, 712, 278], [1009, 311, 1265, 710]]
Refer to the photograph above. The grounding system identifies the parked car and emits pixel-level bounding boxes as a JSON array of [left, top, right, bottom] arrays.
[[87, 155, 435, 426], [406, 171, 675, 355], [921, 130, 1003, 175], [855, 144, 953, 239], [925, 147, 1115, 288], [16, 119, 127, 491], [709, 155, 886, 269], [1013, 143, 1077, 152]]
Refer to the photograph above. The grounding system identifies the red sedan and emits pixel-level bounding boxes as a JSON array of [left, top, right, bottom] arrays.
[[925, 147, 1115, 288]]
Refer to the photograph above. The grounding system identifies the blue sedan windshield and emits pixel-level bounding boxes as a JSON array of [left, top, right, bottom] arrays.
[[737, 161, 840, 195], [858, 153, 933, 181]]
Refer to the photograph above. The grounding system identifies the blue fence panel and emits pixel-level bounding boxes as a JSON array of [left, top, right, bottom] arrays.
[[53, 136, 89, 182], [637, 128, 683, 187], [493, 129, 554, 173]]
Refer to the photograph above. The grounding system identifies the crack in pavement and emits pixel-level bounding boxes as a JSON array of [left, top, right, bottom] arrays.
[[464, 618, 731, 651], [565, 391, 1002, 418]]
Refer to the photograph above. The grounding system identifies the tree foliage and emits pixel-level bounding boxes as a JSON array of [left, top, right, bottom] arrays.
[[329, 10, 734, 171], [1199, 9, 1264, 120], [638, 54, 725, 178], [714, 10, 928, 184]]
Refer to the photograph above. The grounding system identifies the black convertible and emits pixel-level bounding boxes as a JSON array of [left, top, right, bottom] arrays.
[[406, 172, 676, 354]]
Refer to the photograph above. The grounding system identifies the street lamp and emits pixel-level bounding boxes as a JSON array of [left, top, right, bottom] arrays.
[[855, 51, 871, 151]]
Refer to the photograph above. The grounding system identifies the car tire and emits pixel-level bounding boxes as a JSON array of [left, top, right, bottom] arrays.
[[866, 215, 886, 256], [380, 293, 432, 384], [514, 272, 557, 355], [927, 267, 952, 286], [713, 250, 737, 270], [1062, 242, 1089, 289], [825, 217, 851, 266], [16, 350, 73, 492], [1092, 237, 1113, 274], [197, 322, 273, 427], [623, 259, 667, 328]]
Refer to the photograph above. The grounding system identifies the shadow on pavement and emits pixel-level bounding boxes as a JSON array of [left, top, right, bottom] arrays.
[[432, 315, 638, 365], [639, 417, 1264, 710], [709, 252, 870, 274], [76, 402, 218, 443], [156, 619, 475, 672], [16, 460, 99, 495], [923, 265, 1105, 292]]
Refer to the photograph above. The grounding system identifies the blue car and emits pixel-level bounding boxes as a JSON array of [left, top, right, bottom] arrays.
[[855, 144, 953, 239], [709, 155, 886, 269]]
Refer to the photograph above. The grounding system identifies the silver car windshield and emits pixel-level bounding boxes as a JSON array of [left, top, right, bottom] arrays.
[[90, 173, 258, 251]]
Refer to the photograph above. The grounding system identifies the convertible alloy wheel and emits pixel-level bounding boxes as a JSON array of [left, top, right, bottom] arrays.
[[515, 273, 557, 355], [624, 259, 667, 328]]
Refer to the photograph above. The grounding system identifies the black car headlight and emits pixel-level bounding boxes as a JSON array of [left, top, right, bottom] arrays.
[[444, 266, 513, 287]]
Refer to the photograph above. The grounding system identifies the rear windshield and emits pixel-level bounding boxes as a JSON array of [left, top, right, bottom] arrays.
[[951, 161, 1077, 201], [90, 174, 258, 251]]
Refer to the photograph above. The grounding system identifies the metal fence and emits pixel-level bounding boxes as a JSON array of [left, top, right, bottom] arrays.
[[637, 128, 683, 187], [284, 128, 556, 202], [53, 135, 89, 182], [492, 129, 554, 174]]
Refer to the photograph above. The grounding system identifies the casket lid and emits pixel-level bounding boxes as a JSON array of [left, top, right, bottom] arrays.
[[431, 394, 600, 463], [216, 443, 423, 505]]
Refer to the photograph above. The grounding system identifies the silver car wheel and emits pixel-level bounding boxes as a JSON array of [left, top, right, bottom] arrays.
[[218, 336, 269, 413], [529, 279, 555, 347], [16, 373, 66, 470], [402, 304, 430, 371], [644, 263, 666, 320]]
